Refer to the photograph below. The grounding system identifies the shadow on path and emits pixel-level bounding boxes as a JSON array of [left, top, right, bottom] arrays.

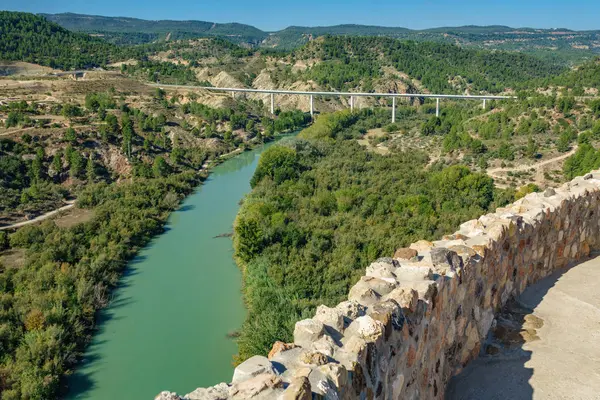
[[446, 255, 599, 400]]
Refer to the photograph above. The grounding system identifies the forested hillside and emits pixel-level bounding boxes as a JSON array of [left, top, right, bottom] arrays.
[[544, 58, 600, 91], [292, 36, 565, 93], [37, 13, 600, 64], [0, 12, 138, 69], [0, 11, 582, 95], [42, 13, 267, 45]]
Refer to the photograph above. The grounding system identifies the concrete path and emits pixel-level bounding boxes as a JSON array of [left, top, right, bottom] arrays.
[[446, 256, 600, 400]]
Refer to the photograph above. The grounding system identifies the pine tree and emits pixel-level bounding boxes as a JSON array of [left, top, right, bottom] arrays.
[[86, 157, 95, 182]]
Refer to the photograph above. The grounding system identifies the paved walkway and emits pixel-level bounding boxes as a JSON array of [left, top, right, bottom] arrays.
[[446, 256, 600, 400]]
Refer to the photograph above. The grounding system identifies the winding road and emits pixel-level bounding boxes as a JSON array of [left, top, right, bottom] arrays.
[[487, 146, 577, 180]]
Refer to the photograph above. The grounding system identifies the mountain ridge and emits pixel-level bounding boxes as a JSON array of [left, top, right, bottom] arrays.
[[41, 13, 584, 36], [38, 12, 600, 64]]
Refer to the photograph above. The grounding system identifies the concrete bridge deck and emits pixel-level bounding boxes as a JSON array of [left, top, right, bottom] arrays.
[[446, 255, 600, 400]]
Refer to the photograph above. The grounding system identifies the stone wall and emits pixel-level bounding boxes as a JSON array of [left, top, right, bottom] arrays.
[[157, 171, 600, 400]]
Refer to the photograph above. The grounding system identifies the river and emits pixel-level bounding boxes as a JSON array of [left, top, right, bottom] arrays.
[[67, 139, 284, 399]]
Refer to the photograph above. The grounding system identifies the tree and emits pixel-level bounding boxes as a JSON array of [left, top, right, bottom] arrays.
[[245, 119, 255, 133], [556, 132, 571, 153], [0, 231, 8, 251], [121, 114, 134, 158], [64, 127, 77, 143], [250, 146, 299, 188], [50, 151, 62, 179], [170, 148, 184, 164], [86, 157, 95, 182], [85, 93, 100, 111], [154, 88, 166, 100], [525, 136, 538, 159], [61, 104, 83, 120], [558, 96, 576, 114], [105, 113, 119, 134], [421, 116, 441, 136], [69, 152, 83, 178], [5, 111, 22, 128], [31, 148, 44, 183], [153, 156, 169, 177]]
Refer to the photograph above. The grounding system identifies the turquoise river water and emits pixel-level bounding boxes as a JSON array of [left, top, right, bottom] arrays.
[[67, 140, 283, 399]]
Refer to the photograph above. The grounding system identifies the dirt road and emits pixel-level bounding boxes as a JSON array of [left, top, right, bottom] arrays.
[[0, 201, 76, 231], [488, 148, 577, 176]]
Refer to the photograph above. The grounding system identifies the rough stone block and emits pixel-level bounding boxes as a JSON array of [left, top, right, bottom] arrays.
[[155, 392, 181, 400], [314, 305, 345, 332], [232, 356, 278, 384], [267, 341, 297, 360], [281, 376, 311, 400], [185, 383, 230, 400], [293, 319, 325, 348], [344, 315, 385, 342], [393, 247, 418, 260]]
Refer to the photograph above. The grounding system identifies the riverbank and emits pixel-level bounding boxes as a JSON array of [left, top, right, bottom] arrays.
[[65, 135, 297, 399]]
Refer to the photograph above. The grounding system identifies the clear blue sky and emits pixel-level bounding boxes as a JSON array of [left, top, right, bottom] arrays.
[[3, 0, 599, 32]]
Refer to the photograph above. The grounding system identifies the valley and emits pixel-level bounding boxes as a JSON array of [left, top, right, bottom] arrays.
[[1, 9, 600, 400]]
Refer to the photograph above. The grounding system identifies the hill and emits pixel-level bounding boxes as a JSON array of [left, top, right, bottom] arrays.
[[42, 12, 267, 45], [0, 11, 139, 69], [289, 36, 566, 93], [139, 34, 566, 94], [268, 25, 600, 64]]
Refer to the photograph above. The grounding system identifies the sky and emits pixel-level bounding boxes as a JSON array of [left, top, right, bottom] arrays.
[[3, 0, 600, 32]]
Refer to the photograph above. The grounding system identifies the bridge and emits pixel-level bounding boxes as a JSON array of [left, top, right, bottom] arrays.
[[41, 71, 517, 120], [151, 84, 516, 122]]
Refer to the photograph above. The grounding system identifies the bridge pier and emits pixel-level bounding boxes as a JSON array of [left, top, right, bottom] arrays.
[[483, 99, 487, 109], [350, 96, 354, 112], [310, 95, 314, 118], [270, 93, 274, 115], [392, 96, 396, 123], [436, 98, 440, 118]]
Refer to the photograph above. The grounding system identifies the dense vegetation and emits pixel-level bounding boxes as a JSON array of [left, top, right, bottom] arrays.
[[544, 58, 600, 91], [0, 79, 315, 397], [42, 13, 268, 46], [294, 36, 566, 93], [233, 110, 513, 359], [0, 173, 200, 398], [122, 60, 201, 85], [0, 12, 145, 70], [563, 144, 600, 179]]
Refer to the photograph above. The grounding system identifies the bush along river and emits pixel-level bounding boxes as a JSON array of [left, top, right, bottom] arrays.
[[67, 137, 291, 399]]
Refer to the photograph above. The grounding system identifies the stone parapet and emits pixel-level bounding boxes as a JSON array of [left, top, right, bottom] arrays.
[[157, 171, 600, 400]]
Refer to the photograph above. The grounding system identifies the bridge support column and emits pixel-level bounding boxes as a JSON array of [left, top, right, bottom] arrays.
[[232, 91, 235, 99], [350, 96, 354, 112], [270, 93, 274, 115], [483, 99, 487, 109], [392, 97, 396, 123], [310, 95, 314, 118], [436, 98, 440, 118]]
